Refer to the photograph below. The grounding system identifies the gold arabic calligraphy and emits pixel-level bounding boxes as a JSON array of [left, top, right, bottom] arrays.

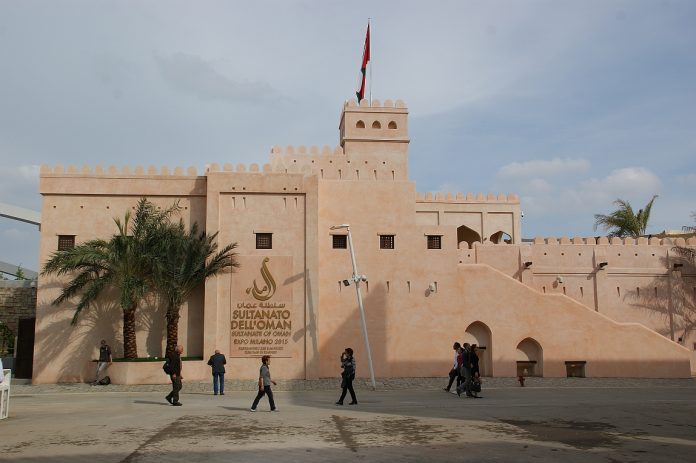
[[246, 257, 277, 301]]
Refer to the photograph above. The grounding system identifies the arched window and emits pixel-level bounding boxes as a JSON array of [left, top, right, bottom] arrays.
[[388, 121, 397, 129], [372, 120, 381, 129], [489, 230, 512, 244], [457, 225, 481, 249], [356, 120, 365, 128]]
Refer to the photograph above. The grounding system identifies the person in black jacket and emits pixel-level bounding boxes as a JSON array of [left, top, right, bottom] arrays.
[[335, 347, 357, 405], [457, 343, 474, 397], [165, 345, 184, 406], [207, 349, 227, 396]]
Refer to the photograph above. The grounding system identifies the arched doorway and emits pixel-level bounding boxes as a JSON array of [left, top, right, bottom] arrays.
[[516, 337, 543, 377], [457, 225, 482, 249], [463, 321, 492, 376], [489, 230, 512, 244]]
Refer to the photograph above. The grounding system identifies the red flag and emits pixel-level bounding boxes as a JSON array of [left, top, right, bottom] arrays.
[[356, 23, 370, 102]]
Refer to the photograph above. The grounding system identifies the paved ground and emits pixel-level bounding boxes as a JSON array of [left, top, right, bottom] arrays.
[[2, 378, 695, 462]]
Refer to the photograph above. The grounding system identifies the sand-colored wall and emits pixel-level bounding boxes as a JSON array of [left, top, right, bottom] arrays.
[[462, 238, 696, 373], [32, 100, 693, 383], [203, 169, 311, 381], [34, 168, 207, 383]]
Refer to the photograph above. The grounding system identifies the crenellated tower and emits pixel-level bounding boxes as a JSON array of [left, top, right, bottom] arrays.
[[339, 99, 410, 178]]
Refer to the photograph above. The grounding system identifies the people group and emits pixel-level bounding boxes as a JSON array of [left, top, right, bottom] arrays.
[[93, 339, 482, 408], [161, 346, 360, 411], [443, 341, 481, 398]]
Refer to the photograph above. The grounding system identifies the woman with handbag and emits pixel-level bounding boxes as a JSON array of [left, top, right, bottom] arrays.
[[335, 347, 357, 405], [250, 355, 277, 412]]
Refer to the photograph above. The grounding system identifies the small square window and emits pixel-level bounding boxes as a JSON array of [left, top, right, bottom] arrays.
[[256, 233, 272, 250], [332, 235, 347, 249], [57, 235, 75, 251], [427, 235, 442, 249], [379, 235, 394, 249]]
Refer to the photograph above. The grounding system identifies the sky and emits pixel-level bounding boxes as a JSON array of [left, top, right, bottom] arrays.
[[1, 0, 695, 273]]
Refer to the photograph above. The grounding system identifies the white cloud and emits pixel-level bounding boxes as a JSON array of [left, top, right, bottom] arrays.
[[515, 166, 662, 220], [0, 165, 41, 210], [497, 158, 591, 179], [0, 165, 40, 184], [581, 167, 661, 201], [677, 173, 696, 186]]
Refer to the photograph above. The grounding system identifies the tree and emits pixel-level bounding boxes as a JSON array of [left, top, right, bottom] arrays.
[[42, 198, 179, 358], [151, 220, 239, 355], [673, 211, 696, 264], [594, 195, 658, 238], [14, 265, 27, 280]]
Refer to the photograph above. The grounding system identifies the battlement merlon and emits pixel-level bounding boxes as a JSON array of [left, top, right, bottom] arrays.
[[339, 99, 410, 158], [417, 192, 520, 203]]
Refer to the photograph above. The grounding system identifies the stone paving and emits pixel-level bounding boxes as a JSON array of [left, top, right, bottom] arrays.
[[2, 377, 696, 463], [11, 375, 696, 394]]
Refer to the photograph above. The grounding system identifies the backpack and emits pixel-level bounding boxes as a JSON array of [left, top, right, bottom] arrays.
[[163, 358, 172, 375], [97, 376, 111, 385]]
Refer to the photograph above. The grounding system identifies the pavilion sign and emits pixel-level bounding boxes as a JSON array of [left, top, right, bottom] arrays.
[[231, 257, 294, 358]]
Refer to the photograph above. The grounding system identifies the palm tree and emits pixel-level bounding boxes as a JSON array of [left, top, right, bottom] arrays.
[[673, 211, 696, 264], [594, 195, 658, 238], [42, 198, 179, 358], [151, 220, 239, 355]]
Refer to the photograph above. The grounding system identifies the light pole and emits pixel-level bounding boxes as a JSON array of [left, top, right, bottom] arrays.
[[330, 224, 376, 390]]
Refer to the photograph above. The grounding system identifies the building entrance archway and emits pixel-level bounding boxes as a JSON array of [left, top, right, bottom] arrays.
[[463, 321, 492, 376], [516, 337, 543, 377]]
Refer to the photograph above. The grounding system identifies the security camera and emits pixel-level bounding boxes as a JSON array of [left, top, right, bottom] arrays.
[[521, 211, 525, 218], [342, 279, 351, 287], [428, 283, 436, 292], [556, 276, 564, 284], [360, 275, 368, 282]]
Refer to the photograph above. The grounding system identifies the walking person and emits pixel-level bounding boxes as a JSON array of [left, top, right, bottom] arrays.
[[443, 342, 461, 392], [470, 344, 481, 398], [457, 343, 474, 397], [165, 345, 184, 406], [250, 355, 277, 412], [335, 347, 357, 405], [470, 344, 480, 379], [92, 339, 112, 384], [207, 349, 227, 395]]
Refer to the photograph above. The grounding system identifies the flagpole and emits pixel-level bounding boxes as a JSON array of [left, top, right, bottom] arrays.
[[368, 18, 372, 106]]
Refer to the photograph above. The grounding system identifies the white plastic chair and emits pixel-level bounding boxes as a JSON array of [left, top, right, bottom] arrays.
[[0, 369, 11, 419]]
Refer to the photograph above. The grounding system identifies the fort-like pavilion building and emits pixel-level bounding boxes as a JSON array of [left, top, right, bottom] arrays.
[[34, 99, 695, 383]]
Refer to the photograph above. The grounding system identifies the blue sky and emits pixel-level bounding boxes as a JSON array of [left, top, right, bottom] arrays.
[[1, 0, 695, 272]]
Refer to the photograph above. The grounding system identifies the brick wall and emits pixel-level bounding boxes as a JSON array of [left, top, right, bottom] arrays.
[[0, 282, 37, 355]]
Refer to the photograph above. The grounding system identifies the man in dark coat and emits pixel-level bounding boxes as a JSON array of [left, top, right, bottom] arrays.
[[207, 349, 227, 395], [165, 345, 183, 406]]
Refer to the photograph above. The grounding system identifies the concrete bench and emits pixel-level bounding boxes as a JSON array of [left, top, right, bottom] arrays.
[[0, 369, 10, 419]]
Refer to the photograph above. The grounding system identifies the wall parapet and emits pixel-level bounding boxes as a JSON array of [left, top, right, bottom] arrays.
[[416, 192, 520, 203], [528, 236, 696, 247], [267, 144, 405, 181], [40, 165, 199, 177], [344, 98, 407, 109]]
